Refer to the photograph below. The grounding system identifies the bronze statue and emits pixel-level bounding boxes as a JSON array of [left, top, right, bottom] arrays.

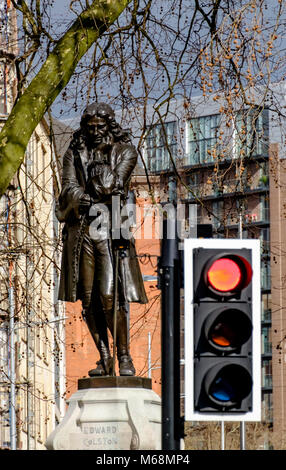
[[55, 102, 147, 376]]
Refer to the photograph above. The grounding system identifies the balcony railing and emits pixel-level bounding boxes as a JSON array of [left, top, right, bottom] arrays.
[[185, 177, 269, 201], [213, 178, 269, 195], [197, 208, 270, 229], [184, 145, 269, 168], [224, 208, 270, 226]]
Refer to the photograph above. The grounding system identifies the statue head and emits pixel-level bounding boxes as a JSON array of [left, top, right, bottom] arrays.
[[80, 102, 131, 146], [81, 102, 115, 124]]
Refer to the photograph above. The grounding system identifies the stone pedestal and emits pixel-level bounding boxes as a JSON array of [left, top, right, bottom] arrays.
[[45, 377, 161, 450]]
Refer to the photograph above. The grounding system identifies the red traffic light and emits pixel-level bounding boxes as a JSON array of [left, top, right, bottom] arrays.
[[207, 258, 241, 292], [205, 255, 252, 294]]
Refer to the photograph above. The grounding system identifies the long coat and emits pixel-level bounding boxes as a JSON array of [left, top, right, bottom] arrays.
[[55, 132, 148, 305]]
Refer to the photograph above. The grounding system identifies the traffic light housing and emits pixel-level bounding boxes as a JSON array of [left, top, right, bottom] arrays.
[[184, 238, 261, 422]]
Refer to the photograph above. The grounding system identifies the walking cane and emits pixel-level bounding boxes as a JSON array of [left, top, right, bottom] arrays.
[[112, 246, 119, 376], [111, 193, 128, 376]]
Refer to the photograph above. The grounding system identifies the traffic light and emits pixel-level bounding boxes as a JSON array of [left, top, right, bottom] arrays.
[[184, 238, 261, 422]]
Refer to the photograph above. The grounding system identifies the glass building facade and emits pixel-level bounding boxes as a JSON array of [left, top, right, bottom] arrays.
[[145, 106, 272, 425]]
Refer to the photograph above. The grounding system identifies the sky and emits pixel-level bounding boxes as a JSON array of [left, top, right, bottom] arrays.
[[34, 0, 286, 124], [45, 0, 181, 121]]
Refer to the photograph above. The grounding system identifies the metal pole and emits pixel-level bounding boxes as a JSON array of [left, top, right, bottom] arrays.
[[148, 332, 151, 379], [160, 215, 181, 450], [161, 264, 176, 449], [240, 422, 246, 450], [221, 421, 225, 450], [238, 213, 243, 239], [8, 281, 16, 450], [7, 194, 16, 450], [238, 212, 246, 450], [25, 155, 31, 449]]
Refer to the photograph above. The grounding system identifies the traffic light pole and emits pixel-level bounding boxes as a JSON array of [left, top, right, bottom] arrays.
[[160, 216, 181, 450], [238, 214, 246, 451]]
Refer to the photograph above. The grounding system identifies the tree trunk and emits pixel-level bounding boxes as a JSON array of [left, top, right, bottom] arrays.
[[0, 0, 130, 197]]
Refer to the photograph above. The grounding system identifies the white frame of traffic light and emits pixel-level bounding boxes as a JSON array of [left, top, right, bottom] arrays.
[[184, 238, 261, 422]]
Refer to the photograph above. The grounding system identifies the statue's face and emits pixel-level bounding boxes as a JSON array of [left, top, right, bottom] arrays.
[[85, 116, 109, 145]]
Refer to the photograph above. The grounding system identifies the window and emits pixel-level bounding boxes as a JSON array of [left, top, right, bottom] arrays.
[[262, 326, 272, 355], [260, 228, 270, 256], [261, 259, 271, 290], [187, 114, 221, 165], [186, 172, 202, 198], [262, 359, 272, 388], [168, 177, 177, 202], [0, 62, 7, 115], [262, 392, 273, 422], [0, 2, 13, 114], [261, 293, 271, 322], [53, 335, 61, 414], [212, 200, 225, 228], [0, 385, 10, 448], [145, 121, 177, 172], [186, 108, 269, 167], [259, 194, 269, 222], [234, 108, 269, 159], [0, 324, 8, 382], [41, 144, 47, 189], [0, 2, 12, 51], [34, 133, 40, 181], [258, 161, 269, 187], [36, 391, 41, 442]]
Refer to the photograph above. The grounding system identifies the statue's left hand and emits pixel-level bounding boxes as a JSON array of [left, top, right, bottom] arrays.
[[87, 164, 116, 197], [99, 166, 116, 193]]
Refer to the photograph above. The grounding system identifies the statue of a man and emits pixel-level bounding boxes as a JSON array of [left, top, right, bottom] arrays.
[[55, 102, 147, 376]]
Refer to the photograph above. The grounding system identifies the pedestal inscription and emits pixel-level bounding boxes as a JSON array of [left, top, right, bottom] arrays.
[[69, 422, 123, 450]]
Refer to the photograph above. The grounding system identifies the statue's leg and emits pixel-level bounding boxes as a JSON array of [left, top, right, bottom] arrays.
[[95, 238, 135, 376], [79, 235, 112, 376], [115, 304, 136, 376]]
